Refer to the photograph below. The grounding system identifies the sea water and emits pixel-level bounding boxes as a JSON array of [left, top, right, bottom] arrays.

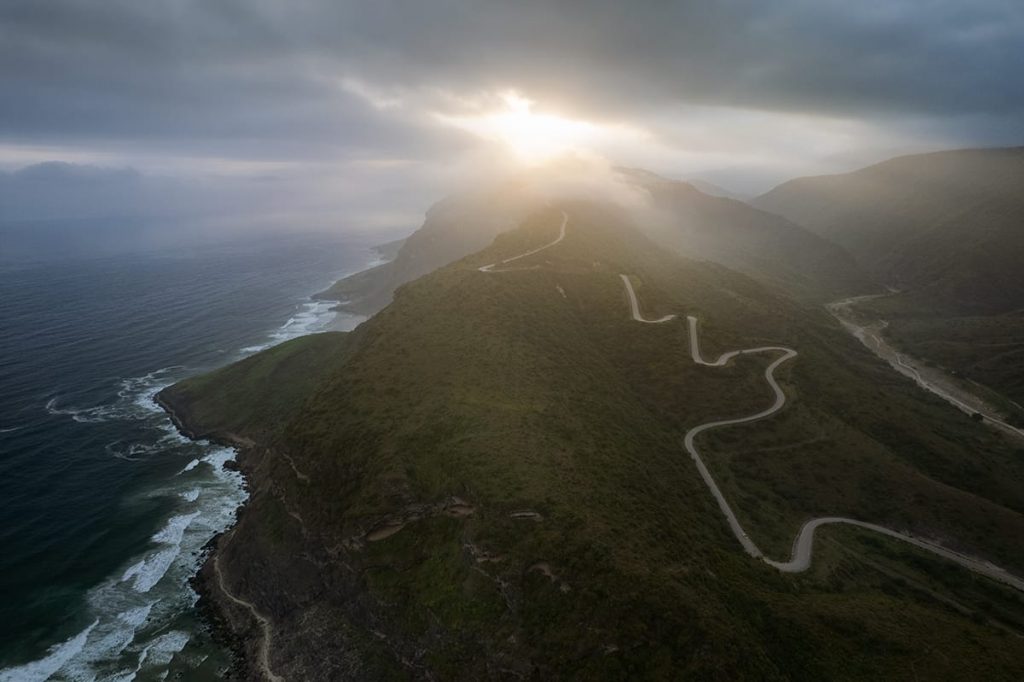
[[0, 229, 386, 680]]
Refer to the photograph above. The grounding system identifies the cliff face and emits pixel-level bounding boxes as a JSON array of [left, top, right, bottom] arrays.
[[163, 202, 1024, 680]]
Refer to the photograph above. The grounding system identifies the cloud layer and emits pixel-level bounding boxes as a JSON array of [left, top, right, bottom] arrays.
[[1, 0, 1021, 211]]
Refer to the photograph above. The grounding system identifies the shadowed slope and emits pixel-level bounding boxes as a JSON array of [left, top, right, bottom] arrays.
[[754, 147, 1024, 405], [621, 275, 1024, 591], [163, 203, 1024, 680]]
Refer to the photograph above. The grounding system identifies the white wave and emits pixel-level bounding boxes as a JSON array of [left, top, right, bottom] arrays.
[[0, 620, 98, 682], [0, 426, 22, 434], [240, 297, 341, 355], [120, 548, 172, 594], [105, 441, 162, 461], [156, 428, 191, 446], [175, 459, 200, 475], [8, 443, 246, 680], [45, 368, 180, 426], [202, 447, 237, 475], [45, 397, 117, 424], [136, 631, 190, 670], [58, 604, 156, 681], [122, 512, 200, 593], [102, 628, 190, 682], [272, 299, 338, 339], [10, 253, 390, 677]]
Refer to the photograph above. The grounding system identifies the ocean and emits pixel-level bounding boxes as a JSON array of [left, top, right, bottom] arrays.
[[0, 228, 384, 680]]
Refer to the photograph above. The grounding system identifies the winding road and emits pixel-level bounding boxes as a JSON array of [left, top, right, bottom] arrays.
[[478, 211, 568, 272], [619, 275, 676, 323], [619, 274, 1024, 591], [478, 215, 1024, 591], [482, 219, 1024, 591]]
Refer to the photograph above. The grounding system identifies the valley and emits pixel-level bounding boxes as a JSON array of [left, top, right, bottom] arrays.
[[829, 294, 1024, 440], [754, 147, 1024, 408]]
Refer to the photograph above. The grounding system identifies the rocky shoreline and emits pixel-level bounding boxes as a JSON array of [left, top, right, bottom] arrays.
[[155, 389, 263, 680]]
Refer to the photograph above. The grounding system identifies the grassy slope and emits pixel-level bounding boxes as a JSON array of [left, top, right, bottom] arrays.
[[158, 331, 352, 440], [879, 313, 1024, 412], [860, 296, 1024, 407], [320, 166, 870, 318], [752, 147, 1024, 309], [753, 146, 1024, 406], [619, 168, 871, 301], [316, 183, 540, 314], [171, 204, 1024, 680]]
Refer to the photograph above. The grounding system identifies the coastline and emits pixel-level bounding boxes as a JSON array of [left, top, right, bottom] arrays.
[[153, 244, 398, 680], [313, 238, 408, 317], [154, 389, 259, 679]]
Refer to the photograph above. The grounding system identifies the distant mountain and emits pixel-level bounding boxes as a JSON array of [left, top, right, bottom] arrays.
[[316, 181, 543, 313], [163, 201, 1024, 679], [753, 147, 1024, 404], [618, 168, 870, 301], [684, 178, 749, 201], [753, 147, 1024, 314], [321, 165, 870, 314]]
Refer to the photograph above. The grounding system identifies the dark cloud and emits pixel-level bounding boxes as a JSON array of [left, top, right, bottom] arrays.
[[0, 1, 1021, 185]]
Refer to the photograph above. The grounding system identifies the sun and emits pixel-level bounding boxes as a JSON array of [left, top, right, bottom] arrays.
[[439, 92, 599, 163], [483, 93, 596, 162]]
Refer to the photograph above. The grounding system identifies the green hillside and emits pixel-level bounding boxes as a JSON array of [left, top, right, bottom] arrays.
[[158, 331, 353, 441], [315, 181, 543, 313], [753, 147, 1024, 313], [320, 165, 870, 318], [619, 167, 870, 300], [753, 147, 1024, 404], [162, 204, 1024, 680]]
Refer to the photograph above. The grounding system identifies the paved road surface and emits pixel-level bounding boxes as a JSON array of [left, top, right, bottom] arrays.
[[478, 211, 568, 272], [620, 274, 676, 323], [621, 275, 1024, 593], [829, 295, 1024, 440]]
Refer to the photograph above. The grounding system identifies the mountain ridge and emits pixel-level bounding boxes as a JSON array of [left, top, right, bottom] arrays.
[[162, 200, 1024, 680], [752, 146, 1024, 313], [318, 165, 872, 317], [752, 146, 1024, 405]]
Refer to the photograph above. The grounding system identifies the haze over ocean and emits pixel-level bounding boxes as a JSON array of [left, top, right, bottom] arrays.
[[0, 227, 379, 680]]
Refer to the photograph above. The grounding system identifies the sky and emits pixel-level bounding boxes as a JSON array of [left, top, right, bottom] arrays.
[[1, 0, 1022, 227]]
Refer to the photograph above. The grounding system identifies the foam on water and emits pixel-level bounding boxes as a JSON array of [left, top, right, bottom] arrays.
[[2, 244, 386, 679], [176, 459, 199, 475], [107, 630, 192, 682], [45, 368, 184, 426], [121, 512, 199, 593], [237, 254, 385, 355], [0, 417, 247, 680], [240, 298, 342, 353], [0, 620, 98, 682]]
